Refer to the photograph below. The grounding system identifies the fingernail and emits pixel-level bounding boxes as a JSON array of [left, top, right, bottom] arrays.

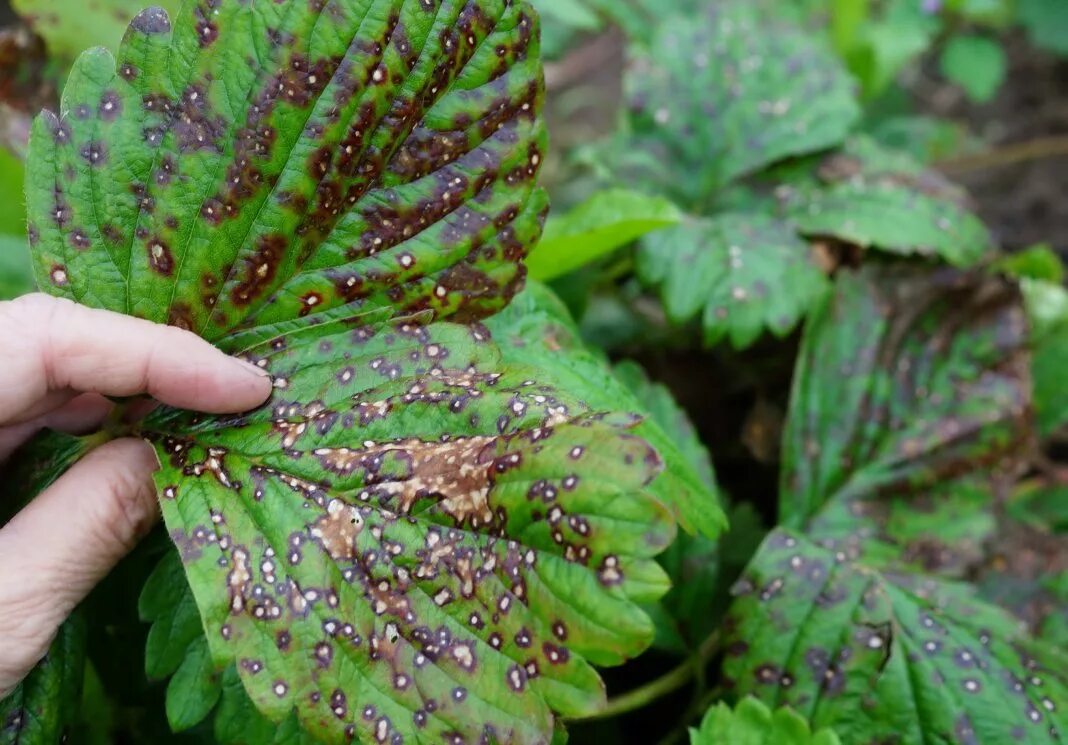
[[230, 356, 271, 379]]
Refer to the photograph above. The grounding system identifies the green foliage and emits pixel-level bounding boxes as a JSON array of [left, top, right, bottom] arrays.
[[940, 35, 1007, 103], [0, 149, 27, 237], [12, 0, 183, 57], [625, 0, 860, 206], [527, 190, 681, 282], [27, 0, 547, 346], [0, 235, 35, 301], [1018, 0, 1068, 55], [0, 616, 86, 745], [1033, 321, 1068, 437], [486, 282, 726, 538], [146, 318, 674, 742], [724, 530, 1068, 744], [690, 696, 840, 745], [637, 215, 829, 349], [773, 137, 995, 265], [780, 264, 1031, 532]]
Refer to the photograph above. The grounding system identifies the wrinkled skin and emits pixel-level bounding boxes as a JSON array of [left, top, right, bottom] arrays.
[[0, 293, 271, 696]]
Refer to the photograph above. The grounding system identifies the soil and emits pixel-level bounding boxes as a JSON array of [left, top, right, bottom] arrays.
[[916, 33, 1068, 254]]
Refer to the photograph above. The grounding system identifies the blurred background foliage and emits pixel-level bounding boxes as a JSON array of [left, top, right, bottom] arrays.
[[3, 0, 1068, 743]]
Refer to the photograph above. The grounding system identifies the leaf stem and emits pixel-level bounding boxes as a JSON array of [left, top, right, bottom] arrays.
[[575, 631, 721, 721], [937, 135, 1068, 175]]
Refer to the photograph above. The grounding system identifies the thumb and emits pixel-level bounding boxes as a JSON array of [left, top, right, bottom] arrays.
[[0, 438, 160, 695]]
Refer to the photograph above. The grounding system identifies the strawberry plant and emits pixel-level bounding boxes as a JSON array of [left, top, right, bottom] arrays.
[[2, 0, 1068, 744]]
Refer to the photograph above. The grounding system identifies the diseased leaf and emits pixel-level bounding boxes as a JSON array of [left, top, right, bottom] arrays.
[[690, 696, 840, 745], [723, 530, 1068, 744], [486, 281, 726, 537], [775, 137, 995, 266], [145, 319, 675, 743], [780, 263, 1031, 531], [12, 0, 183, 58], [0, 430, 94, 744], [637, 214, 829, 350], [0, 616, 86, 745], [214, 665, 318, 745], [625, 1, 859, 205], [166, 635, 222, 733], [28, 0, 547, 349], [526, 189, 681, 282]]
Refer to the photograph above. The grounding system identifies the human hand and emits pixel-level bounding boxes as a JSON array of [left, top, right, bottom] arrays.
[[0, 294, 272, 696]]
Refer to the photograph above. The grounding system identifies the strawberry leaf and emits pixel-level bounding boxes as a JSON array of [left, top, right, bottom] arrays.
[[780, 263, 1031, 532], [626, 1, 859, 205], [0, 429, 92, 745], [691, 696, 840, 745], [27, 0, 547, 347], [144, 319, 675, 743], [0, 615, 86, 745], [636, 214, 829, 350], [723, 530, 1068, 744], [486, 281, 726, 537], [775, 137, 995, 266]]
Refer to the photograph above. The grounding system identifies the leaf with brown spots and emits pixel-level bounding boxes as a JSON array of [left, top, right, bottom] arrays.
[[625, 0, 859, 207], [735, 136, 996, 267], [26, 0, 547, 348], [780, 263, 1033, 546], [635, 214, 830, 350], [723, 530, 1068, 744], [485, 281, 726, 538], [143, 319, 675, 744]]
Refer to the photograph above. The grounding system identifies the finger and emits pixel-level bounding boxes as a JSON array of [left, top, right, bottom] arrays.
[[0, 438, 159, 694], [0, 394, 114, 463], [0, 294, 272, 424]]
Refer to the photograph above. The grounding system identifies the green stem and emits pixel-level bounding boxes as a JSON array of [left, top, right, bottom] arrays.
[[575, 632, 721, 722]]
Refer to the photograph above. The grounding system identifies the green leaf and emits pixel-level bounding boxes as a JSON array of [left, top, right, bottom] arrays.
[[637, 214, 830, 350], [531, 0, 601, 30], [28, 0, 548, 348], [940, 35, 1007, 103], [140, 549, 208, 680], [0, 615, 86, 745], [777, 136, 995, 265], [613, 360, 716, 493], [146, 319, 675, 743], [1018, 0, 1068, 56], [844, 0, 939, 98], [1033, 322, 1068, 437], [625, 1, 860, 205], [723, 529, 1068, 744], [997, 244, 1065, 284], [780, 263, 1031, 530], [166, 636, 222, 732], [0, 429, 92, 744], [486, 281, 726, 538], [0, 235, 35, 301], [0, 149, 27, 236], [690, 696, 840, 745], [12, 0, 183, 58], [526, 190, 682, 282], [214, 665, 318, 745]]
